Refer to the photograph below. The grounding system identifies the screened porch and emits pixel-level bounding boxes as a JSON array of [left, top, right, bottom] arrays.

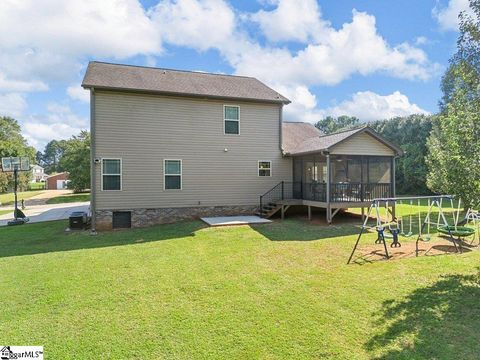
[[288, 154, 394, 203]]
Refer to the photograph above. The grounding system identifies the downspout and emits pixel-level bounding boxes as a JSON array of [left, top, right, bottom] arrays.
[[90, 88, 97, 235], [279, 104, 283, 153]]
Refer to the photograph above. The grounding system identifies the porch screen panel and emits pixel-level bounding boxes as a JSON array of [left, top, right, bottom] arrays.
[[331, 156, 348, 183], [347, 157, 362, 182], [368, 157, 391, 183]]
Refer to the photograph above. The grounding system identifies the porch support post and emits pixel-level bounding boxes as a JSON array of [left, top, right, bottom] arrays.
[[392, 157, 396, 197], [361, 207, 365, 222], [392, 157, 396, 219], [326, 152, 331, 224], [308, 205, 312, 221], [281, 205, 285, 220]]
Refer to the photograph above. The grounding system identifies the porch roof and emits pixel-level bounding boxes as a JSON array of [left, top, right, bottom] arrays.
[[283, 125, 404, 157]]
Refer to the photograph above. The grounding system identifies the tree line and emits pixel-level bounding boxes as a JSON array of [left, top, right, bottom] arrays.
[[0, 116, 90, 193]]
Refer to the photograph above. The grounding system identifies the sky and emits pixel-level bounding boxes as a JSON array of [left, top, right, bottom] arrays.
[[0, 0, 472, 151]]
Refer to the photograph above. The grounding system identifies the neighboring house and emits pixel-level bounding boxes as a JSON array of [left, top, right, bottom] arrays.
[[31, 164, 48, 182], [82, 61, 403, 231], [46, 172, 69, 190]]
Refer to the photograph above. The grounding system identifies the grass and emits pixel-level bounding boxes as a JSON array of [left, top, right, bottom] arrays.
[[46, 193, 90, 204], [0, 190, 44, 206], [0, 209, 12, 216], [28, 182, 46, 190], [1, 217, 479, 359]]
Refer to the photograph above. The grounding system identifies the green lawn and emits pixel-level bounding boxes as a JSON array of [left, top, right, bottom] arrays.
[[0, 218, 479, 359], [28, 182, 46, 190], [0, 190, 44, 206], [46, 193, 90, 204]]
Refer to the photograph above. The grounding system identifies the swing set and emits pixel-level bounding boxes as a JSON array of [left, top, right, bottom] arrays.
[[347, 195, 478, 264]]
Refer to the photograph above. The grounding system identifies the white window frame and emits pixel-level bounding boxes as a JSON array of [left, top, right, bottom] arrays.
[[258, 160, 272, 177], [223, 105, 240, 135], [164, 159, 183, 190], [101, 158, 122, 191]]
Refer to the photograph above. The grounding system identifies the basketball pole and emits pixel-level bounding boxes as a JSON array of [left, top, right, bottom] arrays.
[[14, 168, 18, 220]]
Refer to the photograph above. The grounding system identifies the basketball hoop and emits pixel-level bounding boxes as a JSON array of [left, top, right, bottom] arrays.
[[1, 157, 31, 225], [1, 157, 30, 172]]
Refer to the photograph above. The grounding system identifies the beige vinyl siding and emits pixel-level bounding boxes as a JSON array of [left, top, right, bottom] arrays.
[[93, 91, 292, 210], [330, 132, 395, 156]]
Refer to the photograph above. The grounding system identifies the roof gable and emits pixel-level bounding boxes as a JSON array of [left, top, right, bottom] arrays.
[[82, 62, 290, 104], [285, 126, 403, 156]]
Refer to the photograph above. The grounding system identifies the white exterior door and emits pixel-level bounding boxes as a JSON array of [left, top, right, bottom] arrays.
[[56, 180, 65, 189]]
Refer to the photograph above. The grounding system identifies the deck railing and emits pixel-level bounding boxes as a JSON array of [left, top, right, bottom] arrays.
[[260, 182, 392, 208]]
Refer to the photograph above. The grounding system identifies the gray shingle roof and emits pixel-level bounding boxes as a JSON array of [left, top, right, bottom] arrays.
[[283, 125, 403, 156], [282, 122, 323, 154], [82, 61, 290, 104]]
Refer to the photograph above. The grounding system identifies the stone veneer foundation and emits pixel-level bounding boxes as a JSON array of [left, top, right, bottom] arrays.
[[95, 205, 258, 230]]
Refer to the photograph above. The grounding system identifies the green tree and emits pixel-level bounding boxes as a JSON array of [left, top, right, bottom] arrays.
[[59, 131, 90, 192], [314, 115, 360, 134], [42, 139, 68, 174], [426, 0, 480, 208], [0, 116, 35, 192], [370, 115, 434, 195]]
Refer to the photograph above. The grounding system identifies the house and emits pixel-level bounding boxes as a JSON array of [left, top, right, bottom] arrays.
[[82, 61, 402, 231], [31, 164, 48, 182], [46, 172, 69, 190]]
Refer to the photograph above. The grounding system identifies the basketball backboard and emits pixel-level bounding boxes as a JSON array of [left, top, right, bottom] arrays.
[[1, 157, 30, 172]]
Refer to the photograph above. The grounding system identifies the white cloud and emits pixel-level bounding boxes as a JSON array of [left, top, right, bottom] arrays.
[[250, 0, 329, 43], [22, 103, 88, 149], [280, 89, 429, 123], [320, 91, 429, 122], [433, 0, 473, 31], [0, 0, 161, 85], [67, 85, 90, 103], [232, 10, 437, 88], [0, 93, 27, 117], [0, 72, 48, 93], [150, 0, 236, 51]]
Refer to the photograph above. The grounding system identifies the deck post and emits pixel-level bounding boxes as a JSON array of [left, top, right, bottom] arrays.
[[308, 205, 312, 221], [326, 153, 331, 224], [281, 205, 285, 220], [361, 207, 365, 222]]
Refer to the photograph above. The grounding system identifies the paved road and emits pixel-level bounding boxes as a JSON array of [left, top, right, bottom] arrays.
[[0, 202, 90, 227]]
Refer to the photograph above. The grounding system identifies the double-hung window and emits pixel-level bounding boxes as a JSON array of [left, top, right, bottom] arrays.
[[224, 105, 240, 134], [102, 159, 122, 191], [258, 161, 272, 177], [164, 160, 182, 190]]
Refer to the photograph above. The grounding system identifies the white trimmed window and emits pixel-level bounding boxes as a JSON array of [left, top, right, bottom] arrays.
[[258, 161, 272, 177], [224, 105, 240, 134], [102, 159, 122, 191], [164, 159, 182, 190]]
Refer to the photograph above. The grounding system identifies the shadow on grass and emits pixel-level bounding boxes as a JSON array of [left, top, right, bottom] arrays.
[[251, 217, 360, 241], [0, 220, 207, 258], [365, 270, 480, 359]]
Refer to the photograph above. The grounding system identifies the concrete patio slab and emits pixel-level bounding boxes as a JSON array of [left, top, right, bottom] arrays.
[[201, 215, 271, 227], [0, 202, 90, 227]]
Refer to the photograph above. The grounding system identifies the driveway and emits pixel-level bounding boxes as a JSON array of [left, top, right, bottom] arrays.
[[0, 201, 90, 227], [24, 189, 74, 206]]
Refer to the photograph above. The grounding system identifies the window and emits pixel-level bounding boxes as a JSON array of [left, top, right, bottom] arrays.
[[224, 105, 240, 134], [164, 160, 182, 190], [102, 159, 121, 191], [258, 161, 271, 177]]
